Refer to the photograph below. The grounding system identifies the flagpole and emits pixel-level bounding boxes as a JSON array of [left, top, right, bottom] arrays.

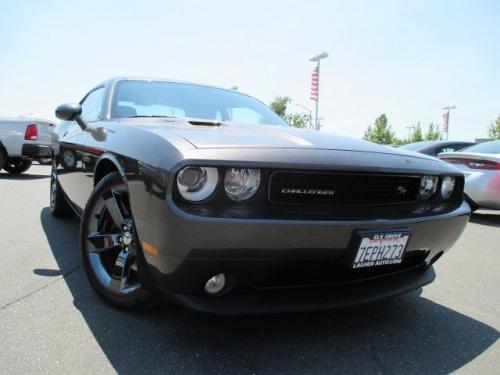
[[314, 60, 320, 131], [310, 51, 329, 131]]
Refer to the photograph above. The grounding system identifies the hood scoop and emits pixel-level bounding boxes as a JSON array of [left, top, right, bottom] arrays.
[[187, 118, 221, 127]]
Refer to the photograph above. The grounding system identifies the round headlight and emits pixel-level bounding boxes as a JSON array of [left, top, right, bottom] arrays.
[[441, 176, 456, 199], [224, 168, 261, 201], [419, 175, 438, 200], [177, 166, 218, 201]]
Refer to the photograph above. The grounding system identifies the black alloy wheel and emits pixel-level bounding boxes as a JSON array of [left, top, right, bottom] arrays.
[[81, 172, 154, 308]]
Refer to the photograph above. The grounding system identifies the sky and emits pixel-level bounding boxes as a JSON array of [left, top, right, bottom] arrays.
[[1, 0, 499, 141]]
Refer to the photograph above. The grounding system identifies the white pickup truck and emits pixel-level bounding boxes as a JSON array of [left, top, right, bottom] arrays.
[[0, 117, 55, 174]]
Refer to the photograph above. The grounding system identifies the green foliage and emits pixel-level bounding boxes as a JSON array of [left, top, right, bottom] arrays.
[[269, 96, 311, 129], [405, 122, 443, 143], [488, 116, 500, 140], [363, 116, 444, 145], [269, 96, 290, 118], [409, 123, 424, 143], [363, 114, 396, 144], [286, 113, 309, 129], [425, 122, 443, 141]]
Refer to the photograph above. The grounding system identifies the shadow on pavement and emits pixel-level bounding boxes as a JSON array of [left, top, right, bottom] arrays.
[[40, 207, 499, 374], [0, 172, 49, 180], [469, 211, 500, 228]]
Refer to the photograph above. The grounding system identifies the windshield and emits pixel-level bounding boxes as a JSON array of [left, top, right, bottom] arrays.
[[112, 80, 287, 126], [460, 140, 500, 154]]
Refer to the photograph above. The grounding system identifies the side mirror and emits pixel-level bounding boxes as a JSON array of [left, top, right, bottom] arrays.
[[55, 103, 107, 141], [55, 103, 82, 121]]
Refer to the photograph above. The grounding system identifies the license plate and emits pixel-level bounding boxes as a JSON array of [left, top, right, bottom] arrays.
[[352, 232, 410, 269]]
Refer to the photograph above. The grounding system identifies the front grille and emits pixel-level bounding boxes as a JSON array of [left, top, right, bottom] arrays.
[[269, 171, 421, 206]]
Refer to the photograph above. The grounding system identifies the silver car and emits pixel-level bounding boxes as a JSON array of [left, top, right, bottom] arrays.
[[440, 140, 500, 210]]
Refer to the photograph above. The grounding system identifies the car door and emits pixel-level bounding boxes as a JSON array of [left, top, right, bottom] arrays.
[[57, 86, 105, 213]]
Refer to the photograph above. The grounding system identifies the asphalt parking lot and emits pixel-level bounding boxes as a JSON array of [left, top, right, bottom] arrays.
[[0, 164, 498, 374]]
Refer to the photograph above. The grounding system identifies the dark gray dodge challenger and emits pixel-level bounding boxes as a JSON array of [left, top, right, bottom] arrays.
[[51, 77, 470, 314]]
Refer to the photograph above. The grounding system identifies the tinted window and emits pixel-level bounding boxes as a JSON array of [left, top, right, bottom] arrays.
[[81, 87, 105, 122], [399, 141, 433, 151], [438, 147, 457, 153], [112, 81, 287, 126], [461, 140, 500, 154]]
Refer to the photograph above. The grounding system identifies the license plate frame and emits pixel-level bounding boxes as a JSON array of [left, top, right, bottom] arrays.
[[352, 230, 411, 269]]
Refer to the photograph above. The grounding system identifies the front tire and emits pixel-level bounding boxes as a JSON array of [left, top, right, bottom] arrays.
[[81, 172, 154, 309], [50, 163, 71, 217], [3, 158, 32, 174]]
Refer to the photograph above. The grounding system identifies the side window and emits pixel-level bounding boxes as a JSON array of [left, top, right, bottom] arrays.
[[438, 147, 455, 154], [81, 87, 105, 122]]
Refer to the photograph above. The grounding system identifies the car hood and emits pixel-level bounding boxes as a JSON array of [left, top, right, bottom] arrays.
[[130, 119, 435, 160]]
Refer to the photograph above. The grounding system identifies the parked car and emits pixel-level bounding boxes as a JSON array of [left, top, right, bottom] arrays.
[[399, 140, 475, 156], [0, 117, 55, 174], [50, 77, 470, 314], [439, 140, 500, 210]]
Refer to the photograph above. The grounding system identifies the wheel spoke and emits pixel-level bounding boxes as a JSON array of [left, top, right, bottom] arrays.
[[102, 188, 128, 228], [109, 249, 133, 291], [87, 232, 121, 254]]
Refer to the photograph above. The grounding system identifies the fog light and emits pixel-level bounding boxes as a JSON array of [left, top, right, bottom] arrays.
[[204, 273, 226, 295]]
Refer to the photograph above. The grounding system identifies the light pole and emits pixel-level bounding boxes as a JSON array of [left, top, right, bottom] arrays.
[[310, 51, 329, 131], [405, 125, 415, 140], [442, 105, 456, 140], [295, 103, 313, 129]]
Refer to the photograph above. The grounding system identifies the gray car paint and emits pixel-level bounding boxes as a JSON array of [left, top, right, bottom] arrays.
[[53, 77, 471, 313]]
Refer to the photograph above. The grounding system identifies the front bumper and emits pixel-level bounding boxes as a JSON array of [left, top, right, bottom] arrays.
[[135, 197, 470, 313], [170, 266, 436, 315], [21, 143, 51, 159]]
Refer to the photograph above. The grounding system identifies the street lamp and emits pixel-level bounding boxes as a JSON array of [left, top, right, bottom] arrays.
[[294, 103, 313, 129], [310, 51, 329, 131], [405, 125, 415, 140]]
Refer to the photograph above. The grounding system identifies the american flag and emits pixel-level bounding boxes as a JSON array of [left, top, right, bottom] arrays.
[[443, 112, 449, 133], [310, 67, 318, 101]]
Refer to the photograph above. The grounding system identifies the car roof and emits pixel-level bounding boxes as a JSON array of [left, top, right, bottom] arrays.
[[101, 76, 241, 95]]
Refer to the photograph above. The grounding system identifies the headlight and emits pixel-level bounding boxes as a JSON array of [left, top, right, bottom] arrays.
[[419, 176, 438, 200], [441, 176, 456, 199], [177, 166, 218, 201], [224, 168, 261, 201]]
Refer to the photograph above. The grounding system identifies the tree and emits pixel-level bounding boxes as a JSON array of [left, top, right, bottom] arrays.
[[363, 114, 396, 144], [409, 123, 424, 143], [269, 96, 290, 118], [488, 116, 500, 140], [286, 113, 309, 129], [425, 122, 442, 141], [269, 96, 311, 129]]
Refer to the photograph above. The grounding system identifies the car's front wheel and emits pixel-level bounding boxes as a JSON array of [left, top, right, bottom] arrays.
[[3, 158, 32, 174], [50, 162, 71, 217], [81, 172, 154, 308]]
